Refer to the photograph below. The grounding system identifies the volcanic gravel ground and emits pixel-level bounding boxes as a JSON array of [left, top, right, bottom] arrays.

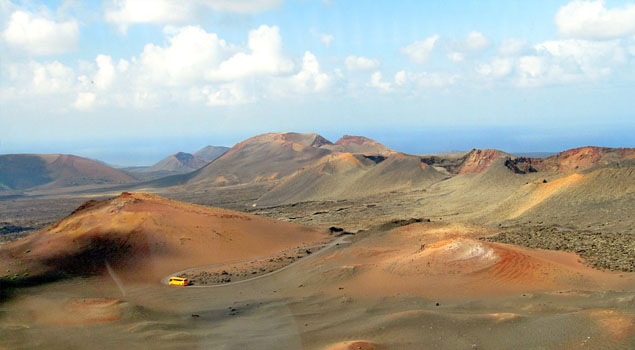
[[484, 225, 635, 272]]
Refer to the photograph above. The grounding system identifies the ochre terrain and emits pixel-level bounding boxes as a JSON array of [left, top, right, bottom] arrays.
[[1, 135, 634, 349], [0, 192, 327, 283]]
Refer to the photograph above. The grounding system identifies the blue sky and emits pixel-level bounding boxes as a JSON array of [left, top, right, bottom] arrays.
[[1, 0, 634, 165]]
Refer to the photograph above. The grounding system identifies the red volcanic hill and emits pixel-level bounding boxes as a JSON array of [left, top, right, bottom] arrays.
[[456, 149, 508, 174], [321, 135, 394, 155], [421, 149, 510, 174], [535, 146, 635, 172], [0, 192, 327, 282], [503, 146, 635, 174], [309, 222, 627, 298], [185, 132, 333, 187], [423, 146, 635, 175], [0, 154, 136, 191]]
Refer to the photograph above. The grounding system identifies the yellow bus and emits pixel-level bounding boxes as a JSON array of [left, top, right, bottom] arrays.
[[168, 276, 189, 286]]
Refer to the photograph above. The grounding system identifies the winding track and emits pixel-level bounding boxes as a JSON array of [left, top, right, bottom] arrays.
[[162, 235, 350, 288]]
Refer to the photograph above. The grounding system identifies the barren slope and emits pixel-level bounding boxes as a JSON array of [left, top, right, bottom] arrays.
[[193, 145, 230, 162], [0, 154, 136, 191], [145, 152, 209, 173], [186, 132, 332, 188], [302, 222, 628, 298], [257, 153, 445, 206], [0, 192, 327, 282], [320, 135, 394, 155]]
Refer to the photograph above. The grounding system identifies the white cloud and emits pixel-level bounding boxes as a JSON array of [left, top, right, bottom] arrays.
[[320, 33, 334, 47], [447, 52, 464, 62], [29, 61, 76, 94], [393, 70, 458, 88], [2, 23, 331, 110], [515, 56, 565, 87], [477, 37, 630, 86], [498, 38, 529, 56], [200, 0, 282, 13], [465, 31, 490, 51], [400, 34, 439, 64], [345, 55, 380, 71], [446, 31, 490, 61], [117, 59, 130, 72], [94, 55, 116, 90], [202, 83, 251, 106], [477, 58, 514, 78], [139, 25, 229, 86], [207, 25, 294, 81], [556, 0, 635, 39], [369, 71, 392, 91], [0, 60, 78, 111], [394, 70, 407, 86], [289, 51, 331, 93], [104, 0, 194, 32], [73, 92, 96, 110], [3, 10, 79, 55], [104, 0, 282, 32], [536, 39, 626, 78]]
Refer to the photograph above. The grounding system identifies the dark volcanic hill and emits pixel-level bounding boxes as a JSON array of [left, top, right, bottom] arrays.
[[124, 146, 229, 179], [146, 152, 209, 173], [193, 145, 230, 162], [0, 154, 136, 191], [420, 149, 511, 174]]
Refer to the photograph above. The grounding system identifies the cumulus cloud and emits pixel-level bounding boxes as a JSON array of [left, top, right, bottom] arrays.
[[207, 25, 294, 81], [201, 83, 252, 106], [464, 31, 490, 51], [498, 38, 529, 56], [400, 34, 439, 64], [473, 32, 632, 87], [0, 60, 78, 111], [477, 58, 514, 78], [556, 0, 635, 39], [479, 38, 631, 87], [289, 51, 331, 93], [515, 56, 552, 85], [369, 71, 392, 91], [446, 31, 490, 62], [394, 70, 407, 86], [1, 22, 333, 110], [345, 55, 380, 71], [2, 10, 79, 55], [94, 55, 116, 90], [535, 39, 627, 78], [201, 0, 282, 13], [393, 70, 458, 89], [104, 0, 194, 31], [447, 52, 464, 62], [27, 61, 76, 95], [73, 92, 96, 110], [105, 0, 282, 32], [139, 25, 229, 86]]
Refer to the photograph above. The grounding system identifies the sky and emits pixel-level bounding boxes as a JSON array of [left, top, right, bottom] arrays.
[[1, 0, 634, 165]]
